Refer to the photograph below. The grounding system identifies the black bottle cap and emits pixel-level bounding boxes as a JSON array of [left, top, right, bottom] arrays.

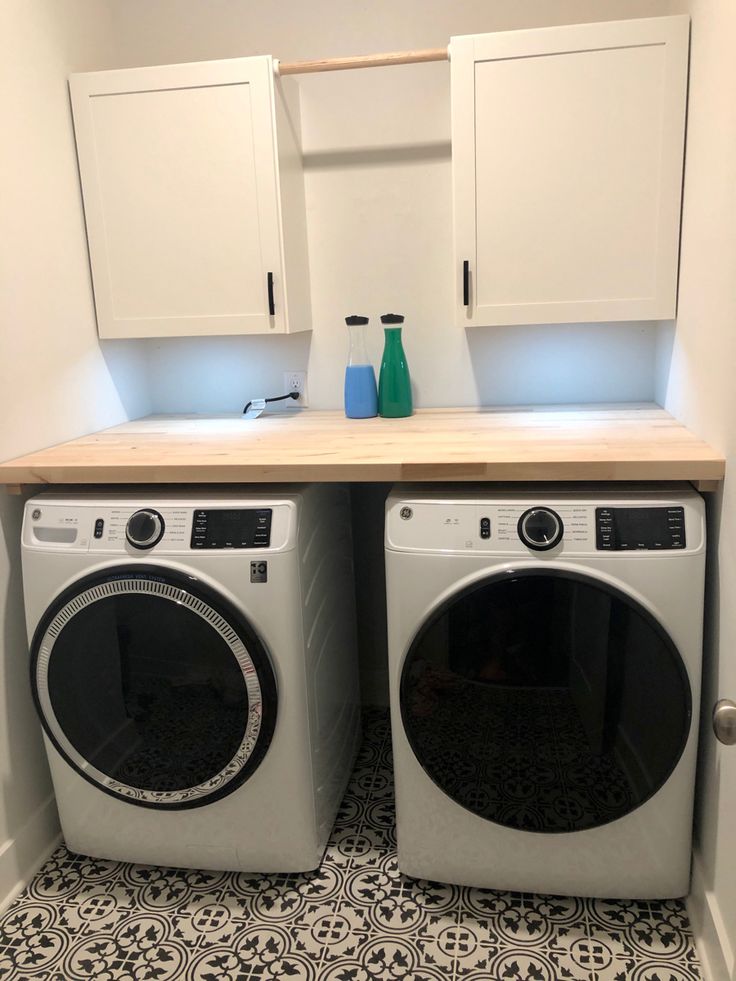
[[345, 315, 369, 325], [380, 313, 404, 324]]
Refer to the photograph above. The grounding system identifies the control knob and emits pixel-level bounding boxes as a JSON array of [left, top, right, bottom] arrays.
[[518, 507, 563, 551], [126, 509, 165, 550]]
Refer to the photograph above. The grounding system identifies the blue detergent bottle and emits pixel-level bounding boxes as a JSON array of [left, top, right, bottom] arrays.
[[344, 315, 378, 418]]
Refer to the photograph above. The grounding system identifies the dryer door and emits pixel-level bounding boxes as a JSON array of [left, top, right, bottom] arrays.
[[400, 568, 691, 833], [31, 566, 277, 809]]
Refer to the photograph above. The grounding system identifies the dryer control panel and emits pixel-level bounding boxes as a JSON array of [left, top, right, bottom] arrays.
[[595, 507, 685, 550], [385, 489, 704, 557]]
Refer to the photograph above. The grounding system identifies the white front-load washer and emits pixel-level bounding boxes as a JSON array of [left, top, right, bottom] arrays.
[[22, 485, 360, 872], [385, 485, 705, 899]]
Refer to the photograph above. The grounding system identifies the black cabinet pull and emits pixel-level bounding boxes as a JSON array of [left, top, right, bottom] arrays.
[[267, 272, 275, 316], [463, 260, 470, 307]]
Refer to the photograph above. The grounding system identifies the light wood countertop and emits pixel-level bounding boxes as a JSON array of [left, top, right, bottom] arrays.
[[0, 405, 725, 490]]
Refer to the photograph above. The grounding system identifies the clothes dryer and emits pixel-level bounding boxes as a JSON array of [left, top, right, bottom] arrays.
[[385, 485, 704, 898]]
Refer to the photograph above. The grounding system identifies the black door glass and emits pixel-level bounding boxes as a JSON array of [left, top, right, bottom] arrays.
[[400, 570, 691, 833], [32, 568, 277, 809]]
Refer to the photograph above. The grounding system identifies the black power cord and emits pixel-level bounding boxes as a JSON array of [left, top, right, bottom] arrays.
[[243, 391, 300, 415]]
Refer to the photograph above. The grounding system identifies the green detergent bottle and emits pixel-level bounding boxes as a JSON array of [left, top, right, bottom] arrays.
[[378, 314, 413, 418]]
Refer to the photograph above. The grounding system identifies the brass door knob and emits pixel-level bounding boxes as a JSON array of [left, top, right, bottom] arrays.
[[713, 699, 736, 745]]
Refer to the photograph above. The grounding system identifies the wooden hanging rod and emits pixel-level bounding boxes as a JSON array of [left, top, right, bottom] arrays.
[[276, 47, 449, 76]]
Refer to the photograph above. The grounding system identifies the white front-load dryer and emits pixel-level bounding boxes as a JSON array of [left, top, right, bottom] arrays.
[[385, 485, 705, 899], [22, 485, 360, 872]]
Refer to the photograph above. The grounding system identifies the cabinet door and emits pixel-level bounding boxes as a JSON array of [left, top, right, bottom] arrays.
[[451, 17, 689, 327], [70, 57, 286, 338]]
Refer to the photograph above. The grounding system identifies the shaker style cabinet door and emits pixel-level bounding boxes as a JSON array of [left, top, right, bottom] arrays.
[[70, 57, 311, 338], [451, 17, 689, 327]]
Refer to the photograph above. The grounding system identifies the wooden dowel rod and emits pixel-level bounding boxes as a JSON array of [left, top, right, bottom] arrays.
[[277, 47, 449, 76]]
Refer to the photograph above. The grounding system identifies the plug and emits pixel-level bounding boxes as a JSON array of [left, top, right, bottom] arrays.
[[283, 371, 308, 407]]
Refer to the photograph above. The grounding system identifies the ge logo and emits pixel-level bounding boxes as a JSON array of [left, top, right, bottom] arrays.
[[32, 509, 42, 521], [400, 507, 413, 520]]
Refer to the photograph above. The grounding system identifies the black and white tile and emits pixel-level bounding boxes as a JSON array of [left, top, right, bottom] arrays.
[[0, 710, 701, 980]]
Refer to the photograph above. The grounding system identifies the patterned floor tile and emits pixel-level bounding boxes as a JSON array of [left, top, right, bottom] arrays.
[[0, 711, 701, 980]]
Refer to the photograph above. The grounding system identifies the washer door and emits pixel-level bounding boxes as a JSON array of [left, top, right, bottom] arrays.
[[31, 566, 277, 809], [400, 569, 691, 833]]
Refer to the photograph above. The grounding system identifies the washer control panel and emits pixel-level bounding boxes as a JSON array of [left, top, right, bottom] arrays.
[[191, 509, 272, 549], [23, 500, 293, 553], [595, 507, 685, 550]]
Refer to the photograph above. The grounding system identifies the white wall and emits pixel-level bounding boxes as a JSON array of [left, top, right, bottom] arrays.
[[657, 1, 736, 976], [0, 0, 151, 907], [109, 0, 672, 414]]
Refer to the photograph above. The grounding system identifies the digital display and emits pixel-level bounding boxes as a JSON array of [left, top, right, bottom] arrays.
[[191, 509, 272, 549], [206, 510, 258, 544], [616, 508, 670, 544], [596, 507, 685, 550]]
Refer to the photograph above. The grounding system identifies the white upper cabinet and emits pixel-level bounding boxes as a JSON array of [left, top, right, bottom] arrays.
[[451, 17, 689, 327], [70, 57, 311, 338]]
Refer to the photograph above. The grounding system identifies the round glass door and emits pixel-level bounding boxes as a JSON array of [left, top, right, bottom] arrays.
[[400, 569, 691, 833], [31, 567, 277, 809]]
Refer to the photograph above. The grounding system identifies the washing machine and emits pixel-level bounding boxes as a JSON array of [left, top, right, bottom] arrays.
[[22, 485, 360, 872], [385, 485, 705, 899]]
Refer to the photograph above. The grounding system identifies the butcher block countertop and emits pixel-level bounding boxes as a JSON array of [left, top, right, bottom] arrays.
[[0, 405, 725, 490]]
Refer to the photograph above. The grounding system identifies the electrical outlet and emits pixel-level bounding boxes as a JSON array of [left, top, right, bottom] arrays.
[[283, 371, 308, 408]]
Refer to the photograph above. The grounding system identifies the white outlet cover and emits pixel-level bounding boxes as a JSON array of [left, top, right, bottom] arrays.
[[283, 371, 308, 407]]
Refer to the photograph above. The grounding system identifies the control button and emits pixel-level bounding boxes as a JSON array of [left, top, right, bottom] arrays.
[[517, 507, 564, 551], [93, 518, 105, 539], [126, 509, 165, 550], [480, 517, 491, 540]]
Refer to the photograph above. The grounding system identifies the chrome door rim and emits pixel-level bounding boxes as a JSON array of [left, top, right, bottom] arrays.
[[35, 576, 264, 805]]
